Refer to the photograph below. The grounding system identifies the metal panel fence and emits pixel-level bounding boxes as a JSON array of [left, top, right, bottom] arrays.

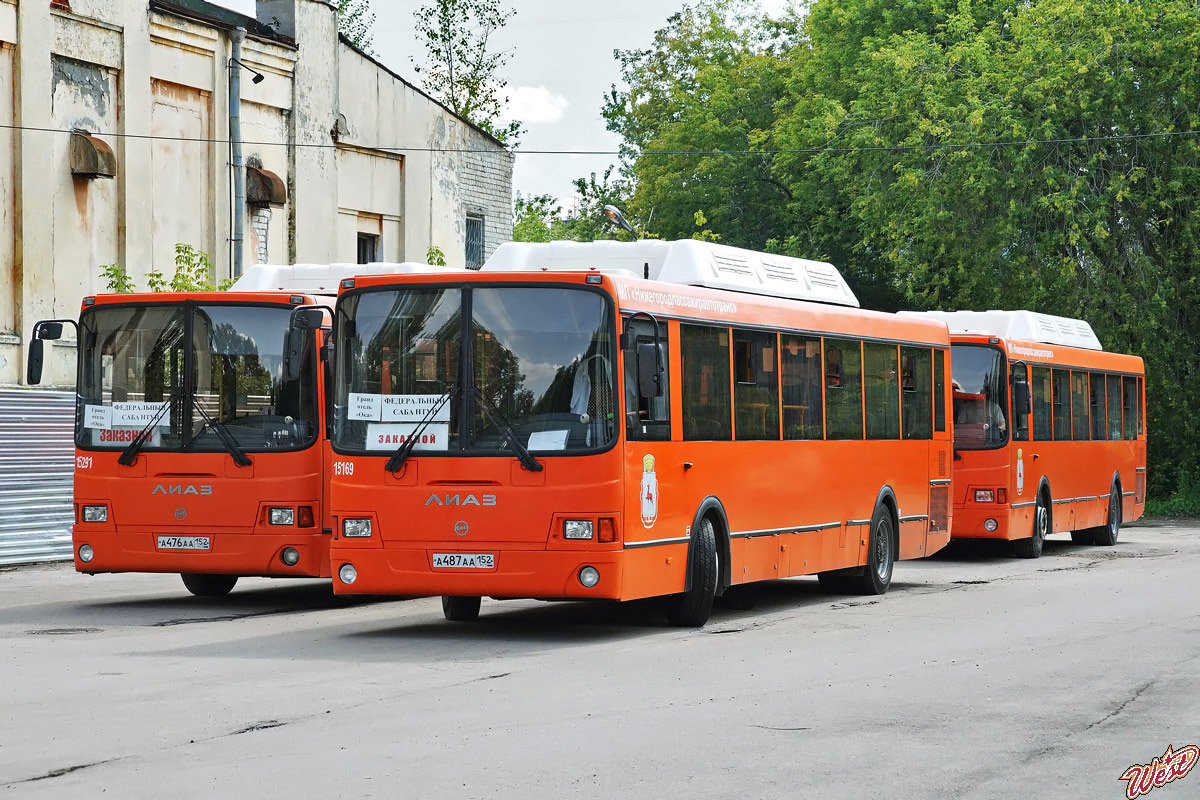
[[0, 390, 75, 565]]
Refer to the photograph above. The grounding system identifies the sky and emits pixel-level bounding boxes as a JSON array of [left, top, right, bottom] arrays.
[[211, 1, 789, 211]]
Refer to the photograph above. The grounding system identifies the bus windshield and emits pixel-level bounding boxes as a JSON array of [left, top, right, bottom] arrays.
[[334, 285, 617, 455], [76, 303, 319, 452], [950, 344, 1008, 449]]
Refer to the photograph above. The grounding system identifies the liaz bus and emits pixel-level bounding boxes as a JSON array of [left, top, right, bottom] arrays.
[[318, 240, 954, 626], [26, 262, 456, 596], [902, 310, 1146, 557]]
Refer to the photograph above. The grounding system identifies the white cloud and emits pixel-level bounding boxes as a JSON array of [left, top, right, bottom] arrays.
[[205, 0, 256, 15], [504, 86, 569, 125]]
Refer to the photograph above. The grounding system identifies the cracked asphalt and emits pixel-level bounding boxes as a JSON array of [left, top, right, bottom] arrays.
[[2, 520, 1197, 799]]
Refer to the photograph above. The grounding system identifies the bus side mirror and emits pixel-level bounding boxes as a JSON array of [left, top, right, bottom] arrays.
[[27, 339, 44, 385], [1013, 381, 1031, 415], [284, 308, 326, 382], [637, 342, 663, 398], [26, 322, 65, 385]]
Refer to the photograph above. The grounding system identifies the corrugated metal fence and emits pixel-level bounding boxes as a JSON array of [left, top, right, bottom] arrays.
[[0, 390, 75, 565]]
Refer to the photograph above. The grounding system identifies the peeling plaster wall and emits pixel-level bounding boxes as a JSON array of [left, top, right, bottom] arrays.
[[150, 78, 214, 276], [241, 99, 290, 266], [50, 56, 119, 307]]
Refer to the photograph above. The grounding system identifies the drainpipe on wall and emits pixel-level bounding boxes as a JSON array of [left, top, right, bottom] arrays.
[[230, 27, 247, 278]]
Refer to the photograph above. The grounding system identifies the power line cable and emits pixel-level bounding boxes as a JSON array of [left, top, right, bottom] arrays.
[[3, 122, 1198, 155]]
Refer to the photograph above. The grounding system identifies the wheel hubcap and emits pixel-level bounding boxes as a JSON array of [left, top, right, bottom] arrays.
[[1036, 503, 1048, 541], [1110, 492, 1119, 535], [875, 520, 891, 580]]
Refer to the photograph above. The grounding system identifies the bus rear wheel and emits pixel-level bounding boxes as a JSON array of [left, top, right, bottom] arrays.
[[181, 573, 238, 597], [666, 516, 718, 627], [1091, 485, 1122, 547], [441, 595, 481, 621], [851, 503, 895, 595], [1014, 493, 1049, 558]]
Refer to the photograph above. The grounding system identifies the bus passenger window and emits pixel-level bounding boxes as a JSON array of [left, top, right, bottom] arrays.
[[864, 343, 900, 440], [1010, 362, 1029, 442], [901, 347, 932, 440], [623, 319, 670, 442], [1052, 369, 1071, 441], [1071, 371, 1089, 440], [1122, 376, 1137, 440], [782, 335, 823, 440], [1090, 372, 1106, 440], [824, 339, 863, 440], [681, 324, 731, 441], [934, 349, 947, 434], [1031, 367, 1052, 442], [1137, 377, 1144, 435], [1106, 374, 1122, 440], [733, 330, 779, 440]]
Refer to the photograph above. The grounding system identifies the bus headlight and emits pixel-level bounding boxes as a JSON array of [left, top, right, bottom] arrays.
[[579, 566, 600, 588], [974, 490, 995, 503], [82, 505, 108, 523], [563, 520, 594, 540], [342, 518, 372, 538], [269, 508, 295, 526], [339, 563, 358, 585], [78, 544, 95, 563]]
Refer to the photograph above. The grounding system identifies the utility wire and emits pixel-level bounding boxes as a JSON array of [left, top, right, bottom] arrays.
[[3, 122, 1198, 156]]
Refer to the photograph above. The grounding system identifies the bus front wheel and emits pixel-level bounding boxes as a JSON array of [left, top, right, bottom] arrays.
[[666, 516, 718, 627], [181, 573, 238, 597], [1014, 493, 1049, 558], [442, 595, 481, 622]]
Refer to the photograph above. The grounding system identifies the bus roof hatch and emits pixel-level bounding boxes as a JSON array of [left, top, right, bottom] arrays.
[[900, 310, 1103, 351], [232, 262, 463, 295]]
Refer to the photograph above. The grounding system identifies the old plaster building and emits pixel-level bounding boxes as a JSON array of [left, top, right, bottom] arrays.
[[0, 0, 513, 562]]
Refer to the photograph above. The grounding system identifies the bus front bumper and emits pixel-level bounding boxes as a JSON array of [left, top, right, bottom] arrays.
[[950, 505, 1028, 540], [71, 529, 332, 577], [329, 545, 626, 600]]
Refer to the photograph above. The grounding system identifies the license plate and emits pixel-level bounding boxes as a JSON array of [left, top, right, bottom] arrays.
[[157, 536, 211, 551], [432, 552, 494, 569]]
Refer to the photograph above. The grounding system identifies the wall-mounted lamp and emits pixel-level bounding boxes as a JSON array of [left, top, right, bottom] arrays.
[[230, 57, 265, 84]]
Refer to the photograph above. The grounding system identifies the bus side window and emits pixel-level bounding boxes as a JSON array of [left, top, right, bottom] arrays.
[[1010, 362, 1029, 442], [1031, 366, 1052, 441], [1052, 369, 1071, 441], [824, 338, 863, 440], [733, 329, 779, 440], [681, 324, 731, 441], [1122, 376, 1137, 440], [864, 343, 900, 440], [782, 335, 823, 440], [934, 349, 947, 434], [623, 319, 670, 442], [1106, 374, 1122, 440], [1137, 376, 1144, 436], [1090, 372, 1106, 440], [1070, 370, 1089, 441], [901, 347, 932, 440]]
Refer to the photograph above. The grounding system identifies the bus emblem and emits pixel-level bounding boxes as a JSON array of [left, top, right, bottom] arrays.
[[454, 521, 469, 536], [640, 454, 659, 528]]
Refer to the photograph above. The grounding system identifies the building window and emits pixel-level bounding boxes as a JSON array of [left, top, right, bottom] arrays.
[[357, 233, 379, 265], [465, 215, 485, 269]]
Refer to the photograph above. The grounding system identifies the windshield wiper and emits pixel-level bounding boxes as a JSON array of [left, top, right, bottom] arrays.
[[471, 386, 542, 473], [385, 384, 457, 474], [117, 388, 180, 466], [192, 400, 252, 467]]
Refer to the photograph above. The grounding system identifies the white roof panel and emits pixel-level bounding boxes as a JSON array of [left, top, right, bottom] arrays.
[[231, 262, 464, 294], [900, 310, 1103, 351], [483, 240, 859, 307]]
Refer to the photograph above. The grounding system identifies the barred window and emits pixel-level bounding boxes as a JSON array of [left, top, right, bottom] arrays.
[[465, 215, 485, 269]]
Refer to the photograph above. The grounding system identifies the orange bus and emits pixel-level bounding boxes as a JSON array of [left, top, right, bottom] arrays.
[[321, 240, 954, 625], [903, 310, 1146, 557], [26, 262, 456, 596]]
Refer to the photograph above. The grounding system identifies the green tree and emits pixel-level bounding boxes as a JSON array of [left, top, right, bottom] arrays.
[[512, 194, 572, 242], [101, 244, 234, 293], [338, 0, 376, 56], [411, 0, 523, 144]]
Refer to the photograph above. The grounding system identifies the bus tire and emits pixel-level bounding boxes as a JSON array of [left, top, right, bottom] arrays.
[[846, 501, 895, 595], [1091, 484, 1122, 547], [1014, 492, 1049, 559], [667, 516, 718, 627], [441, 595, 481, 621], [181, 573, 238, 597], [816, 571, 855, 593]]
